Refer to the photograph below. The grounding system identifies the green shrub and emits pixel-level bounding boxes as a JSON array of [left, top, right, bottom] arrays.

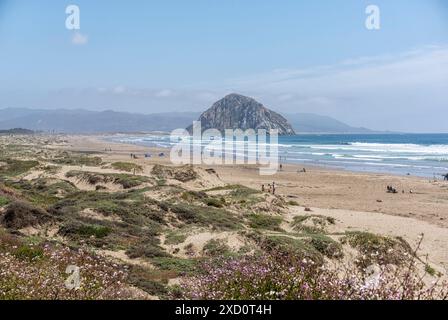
[[203, 239, 232, 257], [5, 179, 77, 206], [166, 203, 241, 230], [292, 215, 335, 233], [341, 231, 413, 268], [0, 196, 10, 207], [260, 235, 323, 264], [151, 257, 198, 274], [78, 225, 111, 238], [181, 191, 207, 201], [151, 165, 197, 182], [127, 265, 174, 296], [0, 159, 39, 177], [165, 230, 188, 245], [425, 264, 436, 277], [66, 171, 150, 189], [203, 197, 225, 208], [111, 162, 143, 173], [53, 154, 102, 166], [247, 214, 283, 231], [60, 222, 111, 239], [130, 277, 167, 296], [126, 243, 169, 259], [14, 244, 44, 261], [307, 233, 343, 259], [1, 201, 52, 229]]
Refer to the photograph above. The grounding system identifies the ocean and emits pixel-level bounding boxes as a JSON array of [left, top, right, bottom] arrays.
[[108, 133, 448, 178]]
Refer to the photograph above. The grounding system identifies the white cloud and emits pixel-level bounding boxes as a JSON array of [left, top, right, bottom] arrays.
[[113, 86, 126, 94], [155, 89, 174, 98], [232, 45, 448, 92], [71, 32, 88, 45]]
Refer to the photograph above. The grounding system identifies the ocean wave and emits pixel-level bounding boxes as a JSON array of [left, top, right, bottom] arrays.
[[347, 142, 448, 155], [332, 154, 382, 162], [304, 143, 448, 155]]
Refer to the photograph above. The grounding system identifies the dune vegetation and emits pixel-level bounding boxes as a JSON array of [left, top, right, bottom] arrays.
[[0, 135, 446, 300]]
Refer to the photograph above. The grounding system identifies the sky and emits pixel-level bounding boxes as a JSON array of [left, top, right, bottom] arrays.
[[0, 0, 447, 132]]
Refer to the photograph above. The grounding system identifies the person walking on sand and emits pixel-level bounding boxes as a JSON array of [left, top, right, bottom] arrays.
[[272, 182, 276, 195], [262, 184, 265, 192]]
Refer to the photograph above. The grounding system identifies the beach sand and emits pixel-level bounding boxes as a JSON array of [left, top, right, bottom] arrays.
[[6, 133, 448, 274]]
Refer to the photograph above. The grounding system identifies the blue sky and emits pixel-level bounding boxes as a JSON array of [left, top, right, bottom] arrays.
[[0, 0, 447, 132]]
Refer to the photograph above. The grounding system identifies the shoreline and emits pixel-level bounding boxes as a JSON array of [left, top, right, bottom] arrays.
[[102, 133, 448, 180]]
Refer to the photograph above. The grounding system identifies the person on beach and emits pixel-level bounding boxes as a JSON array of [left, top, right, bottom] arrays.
[[387, 186, 398, 194], [444, 174, 448, 181], [272, 182, 276, 195], [262, 184, 265, 192]]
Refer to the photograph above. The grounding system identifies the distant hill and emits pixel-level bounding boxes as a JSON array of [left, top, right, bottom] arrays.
[[0, 108, 376, 134], [286, 113, 374, 134], [187, 93, 296, 135], [0, 108, 200, 133], [0, 128, 35, 135]]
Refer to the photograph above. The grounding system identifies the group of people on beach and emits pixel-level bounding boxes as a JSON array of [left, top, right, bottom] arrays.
[[129, 152, 165, 159], [262, 182, 276, 195], [387, 185, 414, 194]]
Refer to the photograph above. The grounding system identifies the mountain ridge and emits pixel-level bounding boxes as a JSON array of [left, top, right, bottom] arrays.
[[0, 107, 378, 134]]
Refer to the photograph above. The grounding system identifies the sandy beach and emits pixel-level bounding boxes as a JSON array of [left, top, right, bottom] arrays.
[[55, 134, 448, 269]]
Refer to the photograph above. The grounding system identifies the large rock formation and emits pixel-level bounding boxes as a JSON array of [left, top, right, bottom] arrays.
[[187, 93, 296, 135]]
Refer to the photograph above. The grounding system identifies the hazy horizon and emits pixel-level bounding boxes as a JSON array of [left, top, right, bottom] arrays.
[[1, 1, 447, 133]]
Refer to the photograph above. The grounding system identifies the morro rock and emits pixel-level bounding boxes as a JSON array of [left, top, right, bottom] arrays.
[[187, 93, 296, 135]]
